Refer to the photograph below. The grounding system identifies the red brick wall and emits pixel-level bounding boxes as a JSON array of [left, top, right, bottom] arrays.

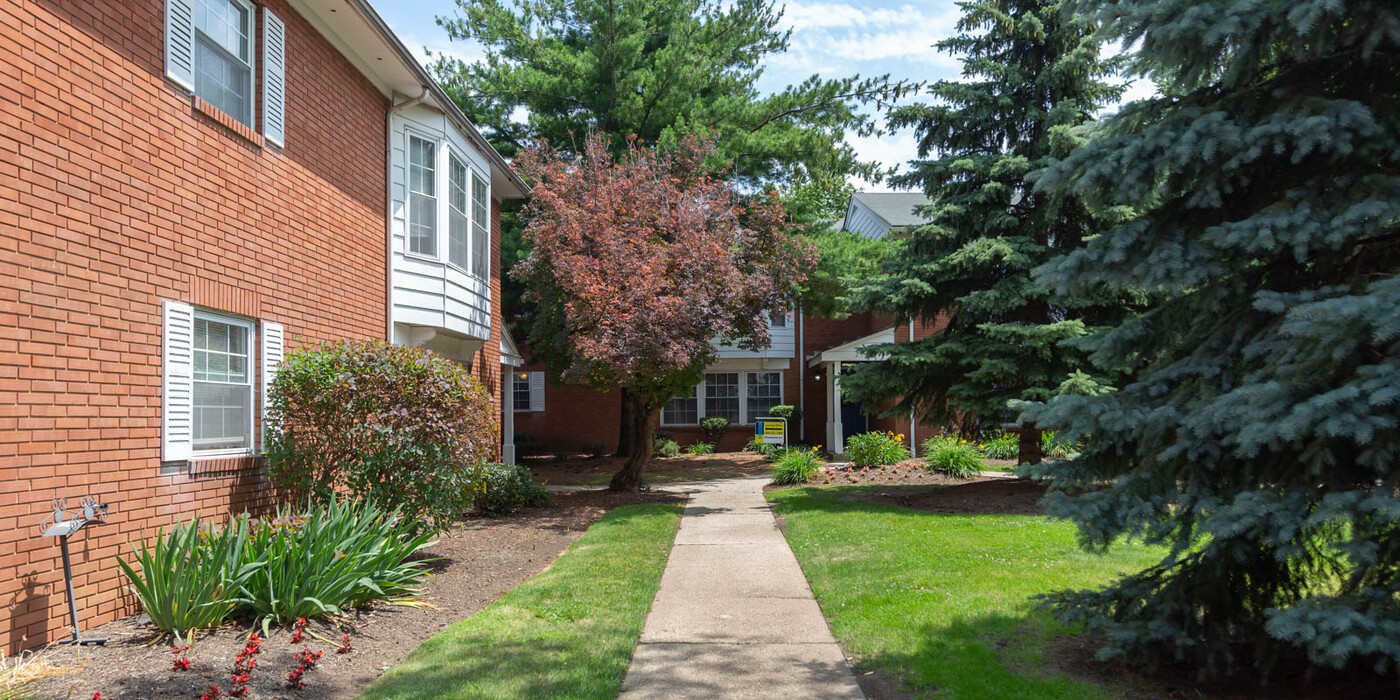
[[0, 0, 388, 652], [512, 367, 622, 453]]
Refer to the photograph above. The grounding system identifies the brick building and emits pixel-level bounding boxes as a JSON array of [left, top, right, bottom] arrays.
[[0, 0, 524, 652], [511, 193, 947, 457]]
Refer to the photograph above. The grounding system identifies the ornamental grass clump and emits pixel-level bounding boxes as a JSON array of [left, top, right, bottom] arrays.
[[845, 431, 911, 468], [922, 436, 984, 479], [770, 447, 822, 485], [979, 433, 1018, 460], [265, 340, 498, 533], [119, 498, 435, 640], [685, 442, 715, 455]]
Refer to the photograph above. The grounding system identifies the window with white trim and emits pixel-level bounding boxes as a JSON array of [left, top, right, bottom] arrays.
[[408, 135, 438, 257], [663, 372, 784, 426], [662, 391, 698, 426], [746, 371, 782, 419], [512, 372, 531, 411], [769, 310, 787, 328], [471, 171, 490, 279], [448, 153, 470, 270], [192, 312, 254, 453], [193, 0, 254, 126]]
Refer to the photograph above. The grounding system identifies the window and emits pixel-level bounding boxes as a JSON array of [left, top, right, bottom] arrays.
[[663, 371, 784, 425], [408, 135, 438, 257], [193, 0, 253, 126], [514, 371, 544, 411], [746, 371, 782, 419], [512, 372, 532, 411], [448, 154, 470, 270], [192, 312, 253, 453], [471, 171, 490, 279], [770, 310, 787, 328], [662, 391, 698, 426], [704, 373, 740, 423]]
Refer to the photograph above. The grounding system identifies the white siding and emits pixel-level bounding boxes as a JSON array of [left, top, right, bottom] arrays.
[[389, 104, 493, 346], [713, 318, 796, 361], [842, 198, 894, 239]]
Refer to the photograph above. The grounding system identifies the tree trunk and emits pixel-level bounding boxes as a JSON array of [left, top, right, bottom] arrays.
[[610, 394, 659, 491], [1018, 422, 1043, 465], [614, 387, 634, 458]]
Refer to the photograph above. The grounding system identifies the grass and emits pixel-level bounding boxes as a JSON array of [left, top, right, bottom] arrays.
[[358, 503, 681, 700], [767, 486, 1163, 699]]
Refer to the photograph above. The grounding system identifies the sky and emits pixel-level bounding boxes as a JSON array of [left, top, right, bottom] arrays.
[[368, 1, 1155, 191]]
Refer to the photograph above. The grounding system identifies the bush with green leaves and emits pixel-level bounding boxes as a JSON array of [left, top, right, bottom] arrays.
[[770, 447, 822, 485], [239, 497, 435, 630], [979, 433, 1018, 460], [767, 404, 801, 428], [473, 463, 552, 517], [515, 433, 546, 458], [844, 431, 911, 467], [686, 442, 715, 455], [699, 416, 731, 444], [580, 440, 607, 457], [923, 436, 984, 479], [119, 498, 434, 639], [1040, 431, 1075, 459], [265, 340, 497, 532], [117, 515, 260, 642], [653, 438, 680, 458]]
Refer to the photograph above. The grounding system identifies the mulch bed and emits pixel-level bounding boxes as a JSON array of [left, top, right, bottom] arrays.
[[836, 479, 1049, 516], [29, 489, 684, 700], [524, 452, 774, 486]]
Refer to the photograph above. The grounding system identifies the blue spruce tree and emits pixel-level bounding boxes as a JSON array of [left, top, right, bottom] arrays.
[[843, 0, 1126, 462], [1025, 0, 1400, 680]]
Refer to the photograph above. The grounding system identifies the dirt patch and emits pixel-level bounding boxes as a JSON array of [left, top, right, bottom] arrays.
[[835, 479, 1049, 516], [29, 489, 684, 700], [525, 452, 774, 486], [853, 668, 917, 699]]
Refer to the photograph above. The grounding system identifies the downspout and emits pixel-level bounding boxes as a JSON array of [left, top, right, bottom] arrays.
[[384, 87, 430, 342], [908, 319, 917, 458]]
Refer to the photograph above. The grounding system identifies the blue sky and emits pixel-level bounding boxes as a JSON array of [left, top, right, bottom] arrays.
[[369, 1, 1151, 191]]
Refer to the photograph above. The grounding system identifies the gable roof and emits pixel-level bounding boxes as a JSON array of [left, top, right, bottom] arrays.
[[851, 192, 932, 228]]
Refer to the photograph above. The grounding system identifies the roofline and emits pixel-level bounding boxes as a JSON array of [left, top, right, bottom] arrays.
[[343, 0, 530, 199]]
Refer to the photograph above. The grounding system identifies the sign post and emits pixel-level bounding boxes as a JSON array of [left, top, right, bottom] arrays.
[[755, 417, 787, 447]]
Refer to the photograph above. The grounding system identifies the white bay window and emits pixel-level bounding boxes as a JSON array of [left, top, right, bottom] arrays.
[[408, 135, 438, 257]]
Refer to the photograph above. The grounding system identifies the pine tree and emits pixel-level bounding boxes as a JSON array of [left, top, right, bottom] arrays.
[[1025, 0, 1400, 679], [843, 0, 1124, 460]]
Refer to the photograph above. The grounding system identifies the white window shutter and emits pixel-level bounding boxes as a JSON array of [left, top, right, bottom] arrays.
[[529, 371, 545, 412], [262, 9, 287, 146], [161, 301, 195, 462], [165, 0, 196, 91], [260, 321, 284, 431]]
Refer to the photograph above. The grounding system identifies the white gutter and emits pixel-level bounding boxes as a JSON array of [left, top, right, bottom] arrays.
[[384, 87, 430, 340], [798, 304, 805, 442]]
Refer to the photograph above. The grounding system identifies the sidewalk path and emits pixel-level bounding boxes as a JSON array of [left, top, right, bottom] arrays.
[[620, 476, 864, 699]]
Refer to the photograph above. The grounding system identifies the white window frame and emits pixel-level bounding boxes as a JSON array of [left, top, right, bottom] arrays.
[[470, 168, 490, 281], [512, 371, 545, 412], [512, 372, 532, 412], [192, 0, 256, 127], [192, 310, 256, 457], [661, 371, 784, 427], [447, 151, 471, 272], [405, 131, 440, 260]]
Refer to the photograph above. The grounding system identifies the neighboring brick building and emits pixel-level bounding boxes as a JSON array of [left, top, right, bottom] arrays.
[[511, 193, 948, 457], [0, 0, 524, 653]]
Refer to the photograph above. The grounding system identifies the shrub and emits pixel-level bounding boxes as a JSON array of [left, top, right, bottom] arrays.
[[117, 515, 261, 642], [580, 440, 607, 457], [1042, 430, 1076, 459], [768, 404, 802, 428], [474, 463, 552, 517], [845, 431, 911, 467], [699, 416, 730, 444], [265, 340, 497, 532], [980, 433, 1018, 460], [686, 442, 715, 455], [922, 436, 984, 478], [654, 430, 675, 443], [653, 437, 681, 458], [237, 497, 436, 630], [770, 447, 822, 485], [515, 433, 546, 458]]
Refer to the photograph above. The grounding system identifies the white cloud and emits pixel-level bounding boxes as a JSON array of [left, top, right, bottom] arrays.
[[847, 128, 922, 190]]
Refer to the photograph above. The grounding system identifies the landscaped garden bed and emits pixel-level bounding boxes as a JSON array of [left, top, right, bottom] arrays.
[[522, 451, 774, 486], [26, 489, 681, 700]]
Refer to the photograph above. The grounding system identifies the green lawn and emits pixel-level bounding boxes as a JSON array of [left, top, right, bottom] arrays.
[[358, 503, 682, 700], [767, 486, 1163, 699]]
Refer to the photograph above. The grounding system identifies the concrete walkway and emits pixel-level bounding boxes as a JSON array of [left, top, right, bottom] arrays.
[[620, 477, 864, 699]]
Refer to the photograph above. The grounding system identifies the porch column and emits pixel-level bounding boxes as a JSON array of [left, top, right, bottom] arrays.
[[502, 373, 516, 465], [826, 360, 843, 456]]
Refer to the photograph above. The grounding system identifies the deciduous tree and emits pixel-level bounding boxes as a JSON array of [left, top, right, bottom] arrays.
[[513, 134, 814, 490], [1025, 0, 1400, 679]]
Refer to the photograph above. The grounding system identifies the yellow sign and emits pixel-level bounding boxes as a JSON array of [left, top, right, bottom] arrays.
[[755, 418, 786, 444]]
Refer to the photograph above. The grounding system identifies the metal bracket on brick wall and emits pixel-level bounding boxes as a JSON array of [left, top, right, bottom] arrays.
[[39, 496, 110, 645]]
